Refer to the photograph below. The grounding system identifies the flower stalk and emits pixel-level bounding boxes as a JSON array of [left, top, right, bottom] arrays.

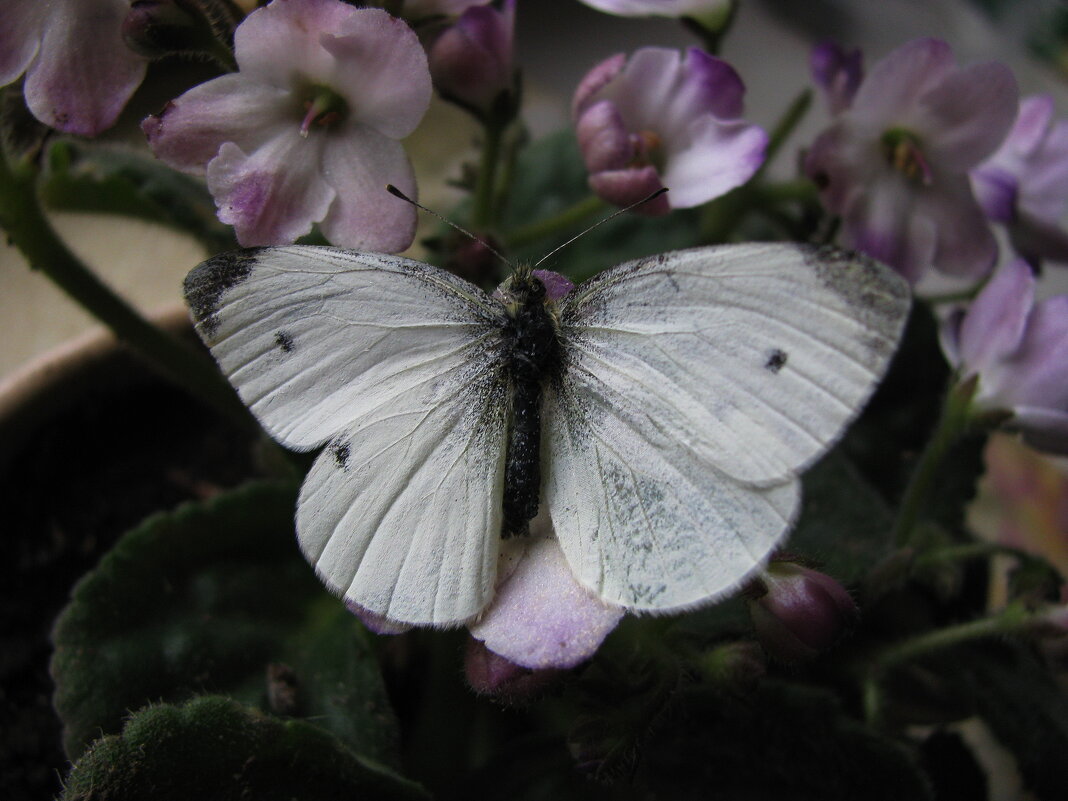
[[0, 150, 253, 430], [892, 375, 979, 548]]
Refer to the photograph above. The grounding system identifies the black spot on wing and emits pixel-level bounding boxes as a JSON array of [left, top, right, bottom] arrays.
[[274, 330, 295, 353], [765, 348, 788, 373], [182, 248, 264, 340], [331, 439, 350, 471]]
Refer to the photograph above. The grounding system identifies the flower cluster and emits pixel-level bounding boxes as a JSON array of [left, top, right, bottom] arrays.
[[804, 38, 1019, 284]]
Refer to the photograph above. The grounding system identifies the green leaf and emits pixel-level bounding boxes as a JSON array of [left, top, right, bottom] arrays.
[[638, 680, 933, 800], [787, 449, 895, 584], [39, 138, 235, 253], [51, 481, 399, 764], [61, 695, 430, 801], [958, 642, 1068, 800], [502, 130, 702, 281]]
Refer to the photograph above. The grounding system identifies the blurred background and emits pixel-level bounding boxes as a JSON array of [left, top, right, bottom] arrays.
[[4, 0, 1068, 378]]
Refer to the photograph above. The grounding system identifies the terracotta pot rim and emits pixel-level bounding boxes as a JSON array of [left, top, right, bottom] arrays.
[[0, 302, 194, 470]]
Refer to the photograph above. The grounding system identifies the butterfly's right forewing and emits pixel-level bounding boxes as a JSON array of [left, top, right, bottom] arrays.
[[184, 247, 511, 625]]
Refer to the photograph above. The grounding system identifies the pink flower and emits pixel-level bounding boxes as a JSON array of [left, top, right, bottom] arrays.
[[971, 95, 1068, 266], [143, 0, 432, 251], [0, 0, 147, 135], [810, 41, 863, 115], [941, 258, 1068, 454], [804, 38, 1018, 283], [428, 0, 516, 117], [572, 47, 766, 215], [577, 0, 732, 19]]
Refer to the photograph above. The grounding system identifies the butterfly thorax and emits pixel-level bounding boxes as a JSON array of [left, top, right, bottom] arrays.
[[498, 270, 563, 538]]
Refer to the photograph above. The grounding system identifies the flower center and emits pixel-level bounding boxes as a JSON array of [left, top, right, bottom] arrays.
[[628, 130, 665, 172], [299, 85, 348, 137], [881, 128, 932, 185]]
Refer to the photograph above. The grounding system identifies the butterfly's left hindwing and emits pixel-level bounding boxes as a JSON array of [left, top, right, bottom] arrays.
[[185, 246, 511, 625]]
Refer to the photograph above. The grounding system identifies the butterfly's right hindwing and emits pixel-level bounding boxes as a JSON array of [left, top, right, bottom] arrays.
[[184, 246, 511, 625]]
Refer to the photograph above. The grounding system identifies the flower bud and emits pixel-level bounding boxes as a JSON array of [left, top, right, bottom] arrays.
[[698, 640, 766, 690], [463, 638, 562, 701], [747, 561, 858, 664], [122, 0, 226, 61], [810, 41, 863, 114], [428, 0, 516, 119]]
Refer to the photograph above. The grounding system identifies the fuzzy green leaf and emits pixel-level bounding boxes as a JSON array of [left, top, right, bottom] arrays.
[[788, 449, 895, 583], [61, 695, 429, 801], [51, 481, 398, 763]]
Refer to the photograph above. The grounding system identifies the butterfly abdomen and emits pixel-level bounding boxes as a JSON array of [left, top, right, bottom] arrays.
[[501, 273, 563, 537]]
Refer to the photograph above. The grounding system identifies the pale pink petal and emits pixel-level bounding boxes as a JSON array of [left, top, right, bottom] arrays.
[[468, 538, 624, 670], [811, 41, 863, 114], [0, 3, 44, 85], [578, 0, 731, 17], [672, 48, 745, 120], [576, 100, 632, 172], [588, 166, 669, 215], [915, 174, 999, 278], [607, 48, 684, 132], [319, 10, 432, 138], [572, 52, 625, 119], [317, 129, 418, 252], [233, 0, 357, 88], [1018, 120, 1068, 223], [1000, 295, 1068, 409], [207, 132, 336, 246], [1010, 95, 1056, 156], [532, 270, 575, 300], [843, 172, 937, 284], [913, 62, 1018, 171], [1015, 408, 1068, 455], [24, 1, 146, 134], [959, 259, 1035, 370], [345, 600, 413, 635], [143, 75, 290, 174], [971, 166, 1017, 223], [850, 38, 956, 130], [661, 116, 766, 207]]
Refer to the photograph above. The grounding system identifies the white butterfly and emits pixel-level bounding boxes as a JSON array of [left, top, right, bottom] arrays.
[[184, 243, 910, 626]]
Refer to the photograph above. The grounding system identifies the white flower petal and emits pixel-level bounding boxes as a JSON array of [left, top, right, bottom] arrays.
[[207, 132, 336, 246], [318, 128, 418, 252]]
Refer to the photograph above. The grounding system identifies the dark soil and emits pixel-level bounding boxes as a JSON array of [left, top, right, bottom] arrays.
[[0, 346, 256, 800]]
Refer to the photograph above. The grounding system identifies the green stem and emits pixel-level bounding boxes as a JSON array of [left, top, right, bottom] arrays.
[[505, 194, 609, 250], [757, 88, 813, 180], [0, 150, 253, 430], [471, 117, 506, 230], [891, 377, 978, 548], [863, 603, 1032, 725]]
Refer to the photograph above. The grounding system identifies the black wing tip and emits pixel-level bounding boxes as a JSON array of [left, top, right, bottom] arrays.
[[183, 248, 265, 338]]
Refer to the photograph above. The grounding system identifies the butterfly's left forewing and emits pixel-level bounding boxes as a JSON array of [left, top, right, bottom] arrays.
[[545, 243, 909, 610], [185, 246, 511, 625]]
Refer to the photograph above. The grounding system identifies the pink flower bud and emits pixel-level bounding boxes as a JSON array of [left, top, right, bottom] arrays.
[[572, 47, 765, 214], [747, 561, 858, 664], [428, 0, 516, 118]]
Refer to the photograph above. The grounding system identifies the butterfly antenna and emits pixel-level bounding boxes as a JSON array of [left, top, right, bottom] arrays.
[[532, 188, 669, 269], [386, 184, 512, 268]]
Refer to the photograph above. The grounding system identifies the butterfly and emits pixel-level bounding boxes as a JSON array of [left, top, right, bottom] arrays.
[[183, 243, 910, 626]]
